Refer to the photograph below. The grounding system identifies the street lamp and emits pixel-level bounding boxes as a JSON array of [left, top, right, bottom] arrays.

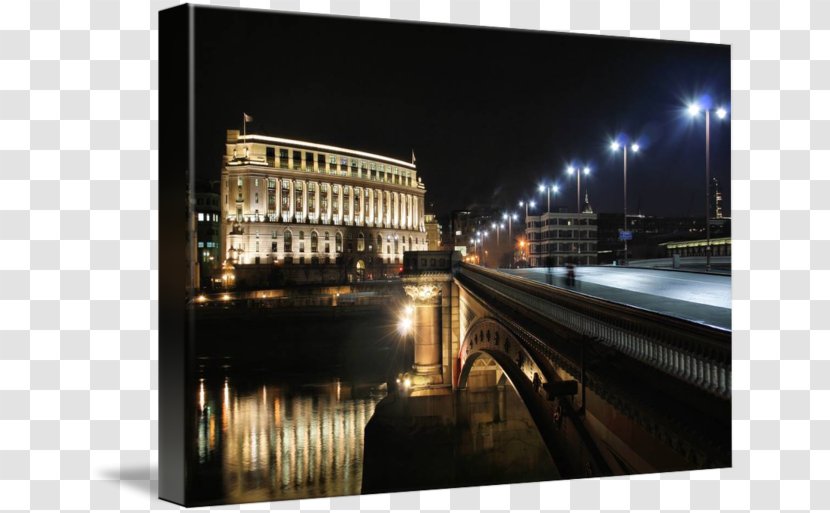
[[610, 140, 639, 265], [688, 99, 728, 271], [565, 165, 590, 214], [538, 183, 560, 213]]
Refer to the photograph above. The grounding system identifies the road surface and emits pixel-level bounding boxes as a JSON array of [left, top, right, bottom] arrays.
[[501, 266, 731, 331]]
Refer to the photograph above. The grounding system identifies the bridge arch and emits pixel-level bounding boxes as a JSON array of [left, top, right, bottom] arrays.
[[457, 316, 571, 476]]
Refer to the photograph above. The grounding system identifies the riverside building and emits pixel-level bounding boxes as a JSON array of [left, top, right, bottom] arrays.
[[220, 130, 428, 285]]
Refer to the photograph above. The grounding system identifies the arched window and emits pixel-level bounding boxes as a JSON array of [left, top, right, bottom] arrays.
[[335, 232, 342, 252], [377, 234, 382, 253], [283, 230, 292, 253], [311, 232, 318, 253], [357, 232, 365, 252]]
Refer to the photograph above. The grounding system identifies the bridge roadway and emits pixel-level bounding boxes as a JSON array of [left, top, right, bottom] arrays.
[[501, 266, 731, 331], [454, 263, 732, 473]]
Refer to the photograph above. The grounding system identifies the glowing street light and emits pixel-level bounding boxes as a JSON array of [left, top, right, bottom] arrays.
[[611, 139, 640, 265], [538, 183, 560, 216], [566, 164, 591, 214], [687, 98, 729, 271]]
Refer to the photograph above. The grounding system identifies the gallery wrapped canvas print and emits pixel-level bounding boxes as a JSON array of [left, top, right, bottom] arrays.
[[159, 4, 731, 507]]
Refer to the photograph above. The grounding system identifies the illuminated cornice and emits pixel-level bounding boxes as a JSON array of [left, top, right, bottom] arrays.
[[236, 134, 417, 170]]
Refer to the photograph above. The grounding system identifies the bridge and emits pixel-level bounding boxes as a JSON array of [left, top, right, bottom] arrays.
[[398, 251, 731, 479]]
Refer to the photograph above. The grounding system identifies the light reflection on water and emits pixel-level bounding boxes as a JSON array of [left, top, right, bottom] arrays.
[[196, 377, 385, 502]]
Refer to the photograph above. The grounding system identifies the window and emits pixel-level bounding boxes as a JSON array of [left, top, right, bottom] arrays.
[[255, 240, 259, 252], [335, 232, 343, 252], [343, 186, 351, 216], [255, 192, 259, 204], [295, 182, 303, 211], [255, 178, 259, 187], [197, 213, 204, 222], [292, 150, 302, 170], [271, 242, 277, 252], [332, 185, 340, 215], [279, 148, 289, 167], [283, 231, 292, 253], [311, 232, 318, 252], [357, 232, 365, 252], [307, 182, 315, 211], [197, 241, 204, 248], [324, 231, 330, 241], [346, 232, 354, 252], [377, 234, 382, 252], [237, 177, 243, 187], [281, 181, 289, 209]]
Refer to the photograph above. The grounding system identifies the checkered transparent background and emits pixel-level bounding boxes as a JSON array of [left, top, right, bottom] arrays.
[[1, 0, 828, 510]]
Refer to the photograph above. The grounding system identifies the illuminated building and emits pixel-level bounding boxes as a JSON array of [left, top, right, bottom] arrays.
[[195, 180, 221, 289], [525, 211, 598, 267], [424, 213, 443, 250], [220, 130, 427, 283]]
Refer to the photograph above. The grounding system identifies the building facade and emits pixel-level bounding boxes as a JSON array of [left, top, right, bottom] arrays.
[[424, 213, 443, 250], [526, 212, 598, 267], [220, 131, 427, 285], [195, 181, 221, 289]]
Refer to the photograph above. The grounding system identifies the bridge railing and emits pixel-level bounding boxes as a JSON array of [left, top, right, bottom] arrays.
[[458, 264, 731, 398]]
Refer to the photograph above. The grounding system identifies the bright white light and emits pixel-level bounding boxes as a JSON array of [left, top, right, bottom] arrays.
[[529, 201, 536, 208], [222, 294, 231, 301], [518, 201, 524, 207], [610, 141, 620, 151], [583, 167, 591, 175], [553, 185, 559, 193], [491, 223, 496, 229], [631, 143, 640, 153], [512, 214, 518, 220], [398, 316, 412, 335], [404, 304, 414, 316], [502, 213, 508, 220], [567, 166, 575, 175], [538, 184, 545, 193], [716, 107, 727, 119], [688, 103, 701, 116], [499, 224, 505, 229], [404, 377, 412, 388]]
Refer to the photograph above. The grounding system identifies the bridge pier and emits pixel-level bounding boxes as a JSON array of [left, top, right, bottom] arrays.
[[401, 251, 462, 395]]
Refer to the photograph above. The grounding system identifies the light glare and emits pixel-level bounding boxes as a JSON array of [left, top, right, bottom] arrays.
[[716, 107, 727, 119], [688, 103, 701, 116], [631, 143, 640, 152], [610, 141, 620, 151]]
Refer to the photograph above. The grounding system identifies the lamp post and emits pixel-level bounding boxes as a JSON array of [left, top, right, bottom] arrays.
[[566, 166, 591, 261], [688, 101, 728, 272], [610, 141, 639, 265], [538, 183, 560, 213], [566, 166, 590, 214]]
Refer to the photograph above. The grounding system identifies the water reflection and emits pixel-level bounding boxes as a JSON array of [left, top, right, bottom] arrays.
[[195, 376, 386, 503]]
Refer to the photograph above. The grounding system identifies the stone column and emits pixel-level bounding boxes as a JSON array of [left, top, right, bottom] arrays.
[[403, 282, 443, 382]]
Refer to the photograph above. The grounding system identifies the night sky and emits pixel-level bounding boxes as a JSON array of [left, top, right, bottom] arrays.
[[193, 6, 730, 219]]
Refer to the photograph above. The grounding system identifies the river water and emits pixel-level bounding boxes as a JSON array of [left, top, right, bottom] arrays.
[[193, 375, 386, 503]]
